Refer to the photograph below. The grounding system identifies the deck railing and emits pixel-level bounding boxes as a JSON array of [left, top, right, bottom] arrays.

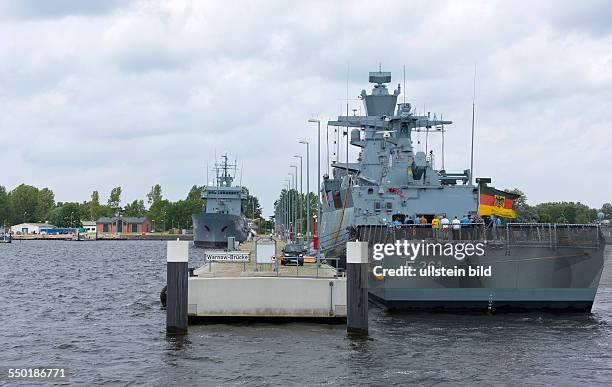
[[350, 223, 603, 250]]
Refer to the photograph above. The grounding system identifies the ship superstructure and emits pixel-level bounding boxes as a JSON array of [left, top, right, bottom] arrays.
[[320, 71, 476, 255]]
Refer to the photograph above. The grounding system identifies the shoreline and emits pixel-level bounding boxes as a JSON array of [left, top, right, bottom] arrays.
[[10, 234, 194, 241]]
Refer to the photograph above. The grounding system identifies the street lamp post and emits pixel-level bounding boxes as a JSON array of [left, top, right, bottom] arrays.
[[290, 165, 298, 237], [299, 140, 310, 245], [289, 171, 296, 241], [293, 155, 303, 237], [308, 118, 321, 267], [284, 180, 290, 242]]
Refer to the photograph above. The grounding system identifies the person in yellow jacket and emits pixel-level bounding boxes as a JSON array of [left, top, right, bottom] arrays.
[[431, 215, 440, 239]]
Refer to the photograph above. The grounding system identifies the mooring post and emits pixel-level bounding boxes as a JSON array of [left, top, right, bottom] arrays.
[[346, 241, 369, 335], [166, 239, 189, 335]]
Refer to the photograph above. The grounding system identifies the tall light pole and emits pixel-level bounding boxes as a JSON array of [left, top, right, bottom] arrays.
[[326, 123, 330, 176], [284, 179, 290, 242], [289, 171, 296, 241], [290, 165, 298, 238], [299, 140, 310, 244], [308, 118, 321, 267], [293, 155, 303, 236]]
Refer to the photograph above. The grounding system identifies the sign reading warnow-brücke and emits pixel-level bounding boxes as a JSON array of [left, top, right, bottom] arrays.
[[204, 251, 250, 262]]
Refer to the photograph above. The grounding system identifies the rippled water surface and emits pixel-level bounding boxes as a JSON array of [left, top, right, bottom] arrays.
[[1, 241, 611, 385]]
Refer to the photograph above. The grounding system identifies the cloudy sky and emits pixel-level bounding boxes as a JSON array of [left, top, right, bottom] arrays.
[[1, 0, 611, 216]]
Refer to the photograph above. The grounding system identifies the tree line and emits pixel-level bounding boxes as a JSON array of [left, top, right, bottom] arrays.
[[273, 189, 319, 234], [0, 183, 264, 231], [505, 188, 610, 224]]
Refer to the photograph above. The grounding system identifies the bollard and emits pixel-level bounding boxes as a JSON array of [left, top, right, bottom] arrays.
[[346, 241, 369, 335], [166, 239, 189, 335]]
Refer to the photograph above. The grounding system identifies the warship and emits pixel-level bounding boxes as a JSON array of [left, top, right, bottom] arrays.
[[318, 70, 605, 312], [192, 155, 249, 248]]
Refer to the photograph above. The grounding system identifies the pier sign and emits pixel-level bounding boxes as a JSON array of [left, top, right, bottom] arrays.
[[205, 251, 250, 262]]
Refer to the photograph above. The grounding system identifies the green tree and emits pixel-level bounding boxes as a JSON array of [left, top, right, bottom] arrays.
[[48, 202, 84, 228], [145, 184, 172, 231], [243, 193, 262, 219], [174, 186, 204, 230], [535, 202, 596, 224], [36, 187, 55, 222], [8, 184, 39, 224], [504, 188, 538, 223], [147, 184, 163, 205], [601, 203, 612, 220], [108, 187, 122, 214], [124, 200, 146, 217], [274, 188, 317, 235], [0, 186, 8, 226], [87, 190, 104, 220]]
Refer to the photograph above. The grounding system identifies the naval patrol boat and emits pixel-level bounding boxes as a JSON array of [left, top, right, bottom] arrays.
[[318, 70, 605, 312], [192, 155, 249, 248]]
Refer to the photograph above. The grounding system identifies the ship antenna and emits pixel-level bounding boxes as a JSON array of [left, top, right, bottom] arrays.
[[326, 121, 330, 175], [403, 64, 406, 104], [214, 149, 218, 191], [470, 64, 476, 184], [346, 63, 350, 166], [425, 111, 430, 155], [441, 114, 445, 170], [240, 160, 244, 187], [346, 63, 350, 117]]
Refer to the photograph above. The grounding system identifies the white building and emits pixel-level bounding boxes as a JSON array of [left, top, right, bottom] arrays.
[[10, 223, 57, 235], [81, 221, 97, 233]]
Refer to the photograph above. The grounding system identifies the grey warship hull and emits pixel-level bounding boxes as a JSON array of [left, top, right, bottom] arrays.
[[354, 225, 605, 312], [192, 213, 248, 248]]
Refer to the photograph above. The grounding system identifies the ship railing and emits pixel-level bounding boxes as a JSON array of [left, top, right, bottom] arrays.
[[350, 223, 602, 249], [505, 223, 601, 249]]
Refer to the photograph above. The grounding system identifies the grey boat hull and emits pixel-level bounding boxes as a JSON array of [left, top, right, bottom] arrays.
[[367, 243, 604, 312], [192, 213, 248, 248], [355, 225, 605, 312]]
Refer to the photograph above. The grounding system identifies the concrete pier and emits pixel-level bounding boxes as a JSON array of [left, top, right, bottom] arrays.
[[186, 237, 347, 320], [188, 260, 346, 320]]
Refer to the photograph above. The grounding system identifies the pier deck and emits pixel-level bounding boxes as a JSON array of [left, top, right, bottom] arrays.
[[186, 237, 347, 321]]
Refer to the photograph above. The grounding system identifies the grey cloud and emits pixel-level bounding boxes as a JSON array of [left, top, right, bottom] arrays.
[[1, 0, 611, 215], [0, 0, 126, 20]]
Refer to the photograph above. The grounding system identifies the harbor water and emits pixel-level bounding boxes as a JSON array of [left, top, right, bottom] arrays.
[[1, 241, 611, 385]]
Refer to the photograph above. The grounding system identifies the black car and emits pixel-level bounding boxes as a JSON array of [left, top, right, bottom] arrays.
[[281, 243, 305, 266]]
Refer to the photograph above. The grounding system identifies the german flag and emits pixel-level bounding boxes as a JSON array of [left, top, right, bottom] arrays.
[[477, 185, 520, 218]]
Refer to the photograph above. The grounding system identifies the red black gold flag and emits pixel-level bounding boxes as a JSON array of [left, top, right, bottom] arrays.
[[477, 185, 521, 218]]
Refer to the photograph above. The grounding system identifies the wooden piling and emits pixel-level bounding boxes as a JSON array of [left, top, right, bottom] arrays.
[[166, 239, 189, 335], [346, 241, 369, 335]]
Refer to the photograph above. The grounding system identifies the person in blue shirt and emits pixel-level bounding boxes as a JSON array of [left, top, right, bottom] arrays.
[[460, 215, 470, 239]]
